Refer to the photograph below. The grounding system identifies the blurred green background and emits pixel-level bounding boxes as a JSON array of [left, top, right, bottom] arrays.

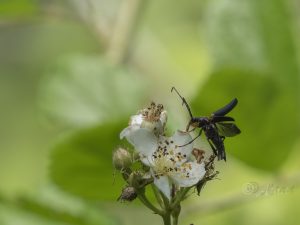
[[1, 0, 300, 224]]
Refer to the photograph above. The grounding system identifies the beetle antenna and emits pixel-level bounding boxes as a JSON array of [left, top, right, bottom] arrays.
[[171, 87, 193, 118]]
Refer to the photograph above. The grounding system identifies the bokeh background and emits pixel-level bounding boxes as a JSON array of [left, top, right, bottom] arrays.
[[1, 0, 300, 224]]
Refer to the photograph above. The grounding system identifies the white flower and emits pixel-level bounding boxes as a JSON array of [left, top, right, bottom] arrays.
[[120, 102, 167, 145], [127, 129, 206, 200], [120, 103, 206, 199]]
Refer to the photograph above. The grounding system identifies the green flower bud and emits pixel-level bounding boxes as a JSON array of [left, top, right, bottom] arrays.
[[113, 148, 132, 170], [128, 172, 143, 188]]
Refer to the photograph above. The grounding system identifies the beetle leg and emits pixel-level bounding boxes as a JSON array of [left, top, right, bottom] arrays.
[[186, 123, 196, 133], [207, 138, 218, 156], [179, 129, 202, 147], [186, 121, 191, 132]]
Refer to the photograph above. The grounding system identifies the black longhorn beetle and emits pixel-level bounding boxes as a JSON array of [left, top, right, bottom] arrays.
[[171, 87, 241, 161]]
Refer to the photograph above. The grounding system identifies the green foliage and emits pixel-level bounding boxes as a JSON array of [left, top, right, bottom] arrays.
[[0, 191, 119, 225], [202, 0, 299, 87], [1, 0, 300, 224], [39, 55, 146, 128], [15, 197, 118, 225], [253, 0, 299, 85], [50, 122, 127, 200], [0, 0, 37, 17]]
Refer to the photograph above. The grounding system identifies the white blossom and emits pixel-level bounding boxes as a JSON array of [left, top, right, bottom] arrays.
[[120, 103, 206, 199], [133, 130, 205, 199], [120, 102, 167, 145]]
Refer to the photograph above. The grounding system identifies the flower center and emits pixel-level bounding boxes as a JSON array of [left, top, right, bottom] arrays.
[[151, 140, 188, 178], [141, 102, 164, 122]]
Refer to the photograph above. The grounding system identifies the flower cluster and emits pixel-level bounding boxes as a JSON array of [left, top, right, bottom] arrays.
[[119, 102, 206, 199], [114, 102, 218, 225]]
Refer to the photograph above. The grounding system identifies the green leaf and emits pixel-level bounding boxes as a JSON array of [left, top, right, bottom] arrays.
[[11, 185, 120, 225], [50, 121, 127, 200], [15, 198, 117, 225], [39, 55, 146, 128], [0, 194, 119, 225], [202, 0, 299, 87], [0, 0, 37, 17], [191, 69, 299, 171]]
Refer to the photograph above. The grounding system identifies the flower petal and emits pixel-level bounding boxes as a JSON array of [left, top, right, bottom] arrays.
[[120, 126, 132, 140], [139, 154, 153, 166], [171, 130, 194, 157], [120, 125, 139, 145], [160, 111, 168, 130], [129, 114, 143, 126], [130, 128, 158, 156], [155, 131, 193, 165], [154, 175, 171, 200], [171, 162, 206, 187]]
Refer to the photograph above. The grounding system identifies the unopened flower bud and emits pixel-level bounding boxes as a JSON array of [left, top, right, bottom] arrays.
[[128, 172, 143, 188], [117, 186, 137, 202], [113, 148, 132, 170], [128, 172, 153, 189]]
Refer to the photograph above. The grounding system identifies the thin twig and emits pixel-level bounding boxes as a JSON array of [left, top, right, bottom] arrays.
[[106, 0, 148, 64]]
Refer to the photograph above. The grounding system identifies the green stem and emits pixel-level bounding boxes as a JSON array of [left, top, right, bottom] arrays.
[[138, 192, 163, 216], [160, 191, 173, 225], [160, 191, 170, 210], [172, 214, 178, 225], [171, 187, 191, 209], [171, 202, 181, 225], [151, 184, 164, 208], [162, 211, 171, 225]]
